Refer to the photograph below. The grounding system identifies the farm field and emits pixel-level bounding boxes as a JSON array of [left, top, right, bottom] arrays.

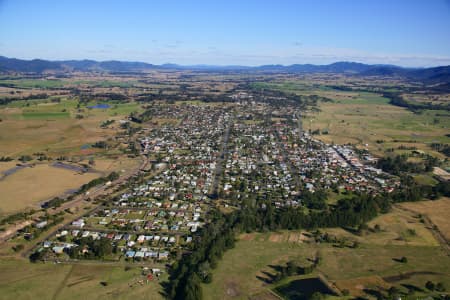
[[0, 164, 100, 215], [0, 98, 143, 157], [203, 205, 450, 299], [253, 80, 449, 158], [303, 92, 450, 158], [0, 259, 164, 300]]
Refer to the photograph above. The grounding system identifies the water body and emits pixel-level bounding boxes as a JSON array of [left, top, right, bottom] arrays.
[[88, 103, 110, 109], [275, 277, 337, 300]]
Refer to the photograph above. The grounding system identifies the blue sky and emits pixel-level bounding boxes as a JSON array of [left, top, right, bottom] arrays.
[[1, 0, 450, 66]]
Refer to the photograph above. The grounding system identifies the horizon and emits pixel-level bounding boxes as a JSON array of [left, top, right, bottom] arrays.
[[1, 0, 450, 67], [2, 55, 445, 69]]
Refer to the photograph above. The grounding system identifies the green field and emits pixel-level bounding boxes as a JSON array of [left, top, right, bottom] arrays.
[[22, 111, 70, 119], [0, 259, 164, 300]]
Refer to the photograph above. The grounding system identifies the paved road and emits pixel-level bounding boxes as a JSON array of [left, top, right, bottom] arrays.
[[269, 112, 301, 189], [210, 115, 232, 197]]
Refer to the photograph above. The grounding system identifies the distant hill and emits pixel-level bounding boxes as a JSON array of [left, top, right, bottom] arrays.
[[0, 56, 449, 84], [0, 56, 63, 73]]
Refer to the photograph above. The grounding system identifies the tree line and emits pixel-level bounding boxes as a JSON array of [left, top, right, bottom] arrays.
[[383, 92, 450, 112], [376, 154, 438, 175]]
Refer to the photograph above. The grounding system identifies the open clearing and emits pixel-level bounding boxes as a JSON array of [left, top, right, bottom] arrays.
[[0, 164, 100, 215], [0, 259, 163, 300]]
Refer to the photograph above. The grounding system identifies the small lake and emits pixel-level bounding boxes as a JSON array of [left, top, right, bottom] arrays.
[[274, 277, 337, 300], [88, 104, 110, 109]]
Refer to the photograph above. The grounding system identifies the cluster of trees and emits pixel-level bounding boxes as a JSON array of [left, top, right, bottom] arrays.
[[166, 212, 236, 300], [100, 119, 115, 128], [431, 142, 450, 157], [41, 197, 65, 209], [376, 154, 438, 175], [299, 190, 327, 210], [271, 259, 319, 284], [93, 92, 128, 102], [384, 92, 450, 112], [0, 210, 36, 225], [24, 214, 64, 241], [18, 155, 33, 162], [66, 236, 113, 259], [0, 93, 49, 105], [425, 280, 446, 292], [77, 172, 119, 194], [91, 141, 108, 149], [390, 175, 450, 202], [0, 156, 13, 162]]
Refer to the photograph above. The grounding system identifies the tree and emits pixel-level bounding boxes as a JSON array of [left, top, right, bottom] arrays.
[[310, 292, 324, 300], [436, 282, 446, 292], [388, 286, 400, 298], [286, 260, 299, 276], [426, 280, 435, 291], [198, 261, 212, 283], [183, 273, 202, 300]]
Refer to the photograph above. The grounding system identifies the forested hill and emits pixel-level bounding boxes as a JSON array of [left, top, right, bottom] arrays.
[[1, 56, 449, 84]]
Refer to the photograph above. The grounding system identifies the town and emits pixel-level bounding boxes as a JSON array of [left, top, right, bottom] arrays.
[[30, 93, 400, 266]]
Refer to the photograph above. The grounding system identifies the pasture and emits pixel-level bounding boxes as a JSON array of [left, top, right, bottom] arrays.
[[399, 198, 450, 241], [0, 164, 100, 215], [252, 80, 449, 158], [303, 94, 450, 158], [0, 259, 164, 300], [203, 205, 450, 299], [0, 98, 142, 157]]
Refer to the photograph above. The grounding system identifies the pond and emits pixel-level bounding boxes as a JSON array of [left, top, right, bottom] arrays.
[[274, 277, 337, 300], [88, 103, 110, 109]]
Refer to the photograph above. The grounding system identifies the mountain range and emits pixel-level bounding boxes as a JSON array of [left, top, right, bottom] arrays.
[[1, 56, 449, 84]]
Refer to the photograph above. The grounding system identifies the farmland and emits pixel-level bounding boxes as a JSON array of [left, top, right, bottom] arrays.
[[0, 164, 100, 215], [0, 94, 145, 216], [0, 70, 449, 300], [252, 80, 450, 159], [0, 259, 164, 300], [203, 205, 450, 299], [304, 98, 450, 158]]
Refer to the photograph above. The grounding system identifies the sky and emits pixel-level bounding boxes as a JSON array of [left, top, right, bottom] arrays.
[[1, 0, 450, 67]]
